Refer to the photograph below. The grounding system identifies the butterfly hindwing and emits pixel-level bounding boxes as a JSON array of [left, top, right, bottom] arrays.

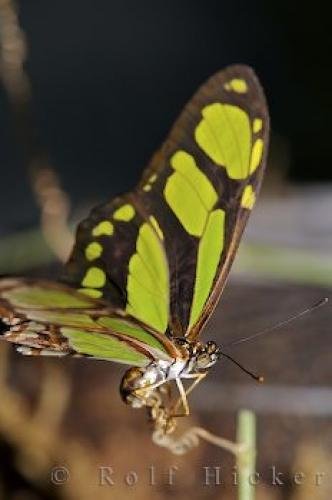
[[65, 197, 170, 333], [0, 279, 177, 365], [64, 64, 269, 339]]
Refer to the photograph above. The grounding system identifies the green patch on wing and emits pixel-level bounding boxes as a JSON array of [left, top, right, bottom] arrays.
[[98, 317, 167, 353], [25, 310, 97, 329], [189, 209, 225, 328], [195, 103, 251, 180], [126, 221, 169, 332], [164, 151, 218, 237], [62, 327, 149, 366], [3, 285, 93, 309]]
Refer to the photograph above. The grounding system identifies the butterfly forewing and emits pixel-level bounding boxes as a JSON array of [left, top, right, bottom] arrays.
[[65, 65, 269, 339]]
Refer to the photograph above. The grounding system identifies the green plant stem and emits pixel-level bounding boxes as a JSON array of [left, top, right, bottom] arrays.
[[236, 409, 256, 500]]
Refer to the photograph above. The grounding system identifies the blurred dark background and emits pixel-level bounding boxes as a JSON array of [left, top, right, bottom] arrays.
[[0, 0, 331, 233]]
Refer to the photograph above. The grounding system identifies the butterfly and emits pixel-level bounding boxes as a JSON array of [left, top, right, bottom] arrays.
[[0, 65, 269, 453]]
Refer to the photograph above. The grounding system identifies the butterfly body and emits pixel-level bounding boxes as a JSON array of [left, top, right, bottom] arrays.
[[0, 65, 269, 447], [120, 338, 221, 433]]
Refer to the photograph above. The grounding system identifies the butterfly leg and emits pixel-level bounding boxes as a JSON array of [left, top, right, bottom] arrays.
[[170, 378, 190, 418], [182, 372, 207, 398], [170, 373, 207, 417], [133, 379, 166, 394]]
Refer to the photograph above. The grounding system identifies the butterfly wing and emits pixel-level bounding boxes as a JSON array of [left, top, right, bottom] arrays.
[[65, 197, 170, 334], [65, 65, 269, 339], [0, 279, 178, 365]]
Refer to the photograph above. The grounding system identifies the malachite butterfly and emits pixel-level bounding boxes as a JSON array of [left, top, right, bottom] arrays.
[[0, 65, 269, 453]]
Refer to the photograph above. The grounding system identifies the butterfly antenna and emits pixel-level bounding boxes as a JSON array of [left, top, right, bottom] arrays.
[[219, 350, 264, 383], [225, 297, 328, 349]]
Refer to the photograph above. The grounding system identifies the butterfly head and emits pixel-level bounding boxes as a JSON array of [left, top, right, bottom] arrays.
[[194, 340, 221, 371], [172, 337, 221, 372]]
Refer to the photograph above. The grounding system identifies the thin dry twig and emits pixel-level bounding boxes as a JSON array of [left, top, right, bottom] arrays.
[[0, 0, 73, 261]]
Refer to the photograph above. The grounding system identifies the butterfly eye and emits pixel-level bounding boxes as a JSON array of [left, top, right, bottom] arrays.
[[206, 340, 219, 355], [196, 352, 214, 371]]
